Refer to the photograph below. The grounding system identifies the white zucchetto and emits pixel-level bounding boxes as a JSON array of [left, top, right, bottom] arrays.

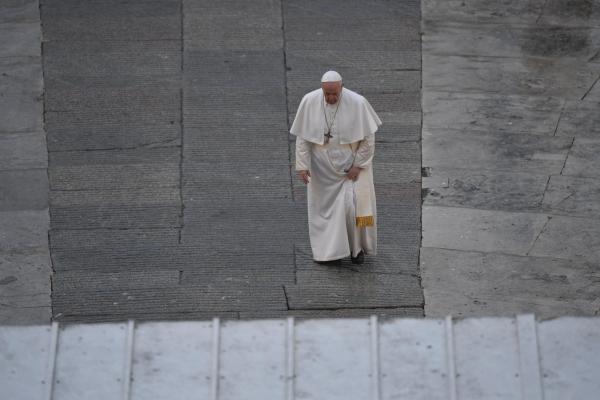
[[321, 70, 343, 83]]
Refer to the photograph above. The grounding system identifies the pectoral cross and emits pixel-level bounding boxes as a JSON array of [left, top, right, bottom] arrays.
[[324, 130, 333, 144]]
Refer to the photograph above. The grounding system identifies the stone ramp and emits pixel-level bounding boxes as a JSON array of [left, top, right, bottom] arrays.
[[42, 0, 423, 321], [2, 315, 600, 399]]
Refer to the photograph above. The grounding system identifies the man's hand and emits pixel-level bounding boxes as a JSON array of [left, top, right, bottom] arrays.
[[298, 170, 311, 184], [346, 166, 361, 181]]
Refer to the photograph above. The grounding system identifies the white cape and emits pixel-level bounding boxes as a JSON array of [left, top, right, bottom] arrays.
[[290, 87, 381, 145]]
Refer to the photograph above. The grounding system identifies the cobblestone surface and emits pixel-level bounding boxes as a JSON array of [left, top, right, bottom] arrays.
[[39, 0, 423, 321]]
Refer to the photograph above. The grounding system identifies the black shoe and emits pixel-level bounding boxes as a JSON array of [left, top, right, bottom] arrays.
[[351, 251, 365, 264], [315, 259, 342, 265]]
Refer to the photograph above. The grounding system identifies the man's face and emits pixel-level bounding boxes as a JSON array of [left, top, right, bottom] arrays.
[[322, 82, 342, 105]]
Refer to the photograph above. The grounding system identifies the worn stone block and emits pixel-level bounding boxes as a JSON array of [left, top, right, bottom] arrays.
[[424, 21, 600, 60], [422, 205, 549, 256], [562, 138, 600, 178], [423, 91, 563, 135], [0, 132, 46, 170], [423, 168, 549, 212], [423, 128, 572, 174], [0, 93, 43, 133], [422, 247, 600, 318], [0, 0, 39, 23], [423, 54, 598, 99], [0, 209, 49, 252], [0, 170, 48, 211], [0, 252, 51, 299], [0, 22, 40, 57], [423, 0, 545, 24], [0, 57, 42, 94], [556, 100, 600, 138], [530, 215, 600, 262], [542, 175, 600, 218]]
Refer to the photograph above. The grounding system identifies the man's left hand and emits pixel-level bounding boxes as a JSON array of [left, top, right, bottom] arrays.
[[346, 166, 361, 181]]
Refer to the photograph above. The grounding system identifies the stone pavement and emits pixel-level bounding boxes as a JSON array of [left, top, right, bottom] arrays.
[[0, 0, 50, 324], [421, 0, 600, 318], [14, 0, 423, 322]]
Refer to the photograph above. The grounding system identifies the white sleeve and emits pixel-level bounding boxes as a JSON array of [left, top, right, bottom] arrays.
[[295, 136, 312, 171], [353, 134, 375, 168]]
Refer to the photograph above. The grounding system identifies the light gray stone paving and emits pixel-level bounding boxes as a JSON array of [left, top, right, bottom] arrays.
[[542, 175, 600, 217], [0, 170, 48, 211], [0, 132, 46, 170], [422, 247, 600, 318], [421, 0, 600, 318], [422, 206, 550, 256]]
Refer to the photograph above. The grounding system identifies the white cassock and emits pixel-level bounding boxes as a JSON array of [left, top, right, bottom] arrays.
[[291, 87, 382, 261]]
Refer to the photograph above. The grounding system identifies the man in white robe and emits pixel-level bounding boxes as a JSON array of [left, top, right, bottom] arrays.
[[291, 71, 381, 264]]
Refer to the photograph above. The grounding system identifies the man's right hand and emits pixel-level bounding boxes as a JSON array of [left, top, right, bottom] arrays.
[[298, 170, 311, 184]]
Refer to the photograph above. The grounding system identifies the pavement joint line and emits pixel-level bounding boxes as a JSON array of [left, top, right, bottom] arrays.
[[551, 99, 566, 136], [580, 73, 600, 101], [526, 215, 552, 256], [280, 0, 295, 202], [558, 136, 576, 175], [420, 245, 589, 263], [538, 174, 552, 208]]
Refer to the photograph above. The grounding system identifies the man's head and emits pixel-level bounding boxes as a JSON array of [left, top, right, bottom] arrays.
[[321, 71, 343, 105]]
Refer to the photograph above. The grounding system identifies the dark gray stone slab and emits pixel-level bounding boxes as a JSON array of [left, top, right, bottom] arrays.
[[284, 17, 419, 42], [421, 247, 600, 318], [184, 49, 283, 77], [562, 138, 600, 178], [0, 169, 48, 211], [530, 215, 600, 262], [542, 175, 600, 218], [184, 0, 281, 51], [183, 129, 289, 163], [0, 132, 46, 170], [422, 205, 549, 256], [556, 100, 600, 138], [49, 227, 180, 251], [46, 116, 181, 151], [52, 283, 287, 317], [49, 146, 180, 166], [285, 39, 419, 52], [423, 128, 572, 174], [239, 307, 424, 320], [0, 22, 40, 57], [423, 168, 549, 212], [286, 49, 421, 72], [49, 187, 181, 229], [53, 311, 239, 323], [0, 57, 42, 94], [283, 0, 421, 19], [285, 270, 423, 309], [423, 91, 563, 135], [183, 161, 290, 191], [44, 76, 180, 113], [295, 242, 419, 276], [0, 0, 39, 23], [41, 0, 181, 41], [0, 92, 43, 133], [48, 147, 180, 190], [43, 40, 181, 77], [49, 164, 179, 191], [424, 54, 598, 99]]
